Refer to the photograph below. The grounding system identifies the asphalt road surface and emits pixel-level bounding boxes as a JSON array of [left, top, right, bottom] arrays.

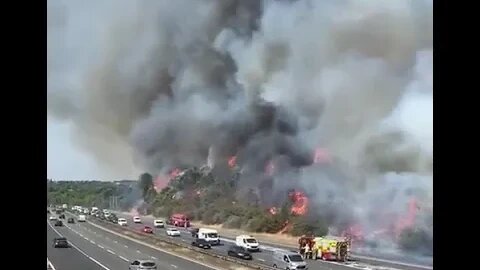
[[111, 212, 430, 270], [112, 212, 433, 270], [47, 217, 214, 270]]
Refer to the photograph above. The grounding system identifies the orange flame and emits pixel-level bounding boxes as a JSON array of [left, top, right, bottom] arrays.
[[153, 175, 169, 191], [290, 191, 309, 216], [228, 156, 237, 169], [394, 198, 419, 237], [313, 147, 331, 164], [169, 168, 181, 179], [269, 207, 278, 215]]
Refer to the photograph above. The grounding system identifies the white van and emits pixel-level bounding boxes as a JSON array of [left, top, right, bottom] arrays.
[[153, 219, 165, 228], [78, 215, 86, 222], [272, 250, 308, 270], [197, 228, 220, 245], [118, 218, 128, 226], [236, 235, 260, 251]]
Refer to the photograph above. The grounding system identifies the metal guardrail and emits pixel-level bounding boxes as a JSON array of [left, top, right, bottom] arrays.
[[81, 214, 276, 270]]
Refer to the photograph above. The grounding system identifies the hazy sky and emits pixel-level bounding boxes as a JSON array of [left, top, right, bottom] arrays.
[[47, 117, 103, 180]]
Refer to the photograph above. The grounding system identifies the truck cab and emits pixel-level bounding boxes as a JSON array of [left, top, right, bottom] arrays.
[[236, 235, 260, 251], [197, 228, 220, 245]]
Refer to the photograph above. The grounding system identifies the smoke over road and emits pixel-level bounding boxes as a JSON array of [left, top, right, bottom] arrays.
[[48, 0, 432, 256]]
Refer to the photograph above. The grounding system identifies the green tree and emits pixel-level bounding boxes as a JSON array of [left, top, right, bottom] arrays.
[[138, 173, 155, 201]]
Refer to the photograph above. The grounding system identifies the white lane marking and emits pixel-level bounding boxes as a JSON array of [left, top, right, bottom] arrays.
[[124, 245, 129, 248], [113, 240, 118, 244], [106, 249, 115, 255], [171, 264, 178, 269], [47, 221, 111, 270], [258, 258, 265, 262], [98, 245, 105, 249], [136, 250, 141, 253], [151, 256, 157, 260], [86, 220, 220, 270], [47, 258, 57, 270], [90, 240, 96, 244], [119, 256, 129, 262]]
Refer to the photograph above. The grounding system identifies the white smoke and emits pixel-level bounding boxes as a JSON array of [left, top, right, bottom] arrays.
[[48, 0, 432, 256]]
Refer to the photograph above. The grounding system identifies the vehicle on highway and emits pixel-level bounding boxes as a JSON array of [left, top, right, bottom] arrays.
[[227, 245, 252, 260], [67, 217, 75, 224], [129, 260, 157, 270], [236, 235, 260, 252], [133, 216, 142, 223], [49, 215, 58, 221], [118, 218, 128, 226], [272, 250, 308, 270], [153, 219, 165, 228], [166, 228, 181, 237], [142, 226, 154, 234], [167, 213, 190, 227], [59, 214, 65, 219], [189, 227, 199, 237], [54, 220, 63, 227], [78, 214, 86, 222], [197, 228, 220, 245], [108, 215, 118, 223], [53, 237, 69, 248], [191, 238, 211, 249]]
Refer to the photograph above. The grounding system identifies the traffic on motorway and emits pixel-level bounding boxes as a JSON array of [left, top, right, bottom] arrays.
[[47, 205, 216, 270], [49, 204, 432, 270]]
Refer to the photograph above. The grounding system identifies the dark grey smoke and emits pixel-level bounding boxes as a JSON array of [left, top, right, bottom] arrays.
[[48, 0, 432, 258]]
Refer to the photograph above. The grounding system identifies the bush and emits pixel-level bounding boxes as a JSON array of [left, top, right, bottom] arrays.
[[223, 215, 242, 229], [202, 208, 218, 224], [398, 228, 433, 255], [242, 216, 268, 232], [290, 217, 328, 236]]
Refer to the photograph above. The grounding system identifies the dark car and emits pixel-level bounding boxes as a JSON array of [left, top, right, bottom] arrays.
[[53, 237, 69, 248], [59, 214, 65, 219], [191, 238, 211, 249], [54, 220, 63, 227], [227, 246, 252, 260], [109, 216, 118, 223], [189, 227, 199, 237], [67, 218, 75, 224]]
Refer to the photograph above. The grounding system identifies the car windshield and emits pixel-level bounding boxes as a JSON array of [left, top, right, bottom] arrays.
[[170, 229, 178, 231], [119, 219, 126, 222], [289, 255, 304, 262], [141, 262, 156, 267], [246, 238, 257, 243], [207, 233, 218, 238]]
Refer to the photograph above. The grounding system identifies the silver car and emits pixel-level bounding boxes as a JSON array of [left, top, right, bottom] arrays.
[[272, 250, 308, 270], [129, 260, 157, 270]]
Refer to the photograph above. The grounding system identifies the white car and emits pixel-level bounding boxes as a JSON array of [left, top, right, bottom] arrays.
[[49, 216, 58, 221], [153, 219, 165, 228], [166, 228, 181, 237], [133, 216, 142, 223], [118, 218, 128, 226]]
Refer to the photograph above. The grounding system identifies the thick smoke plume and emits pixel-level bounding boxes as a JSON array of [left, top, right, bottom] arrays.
[[48, 0, 432, 257]]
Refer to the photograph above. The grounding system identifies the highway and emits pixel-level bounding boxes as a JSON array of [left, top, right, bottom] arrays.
[[47, 216, 216, 270], [112, 212, 431, 270]]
